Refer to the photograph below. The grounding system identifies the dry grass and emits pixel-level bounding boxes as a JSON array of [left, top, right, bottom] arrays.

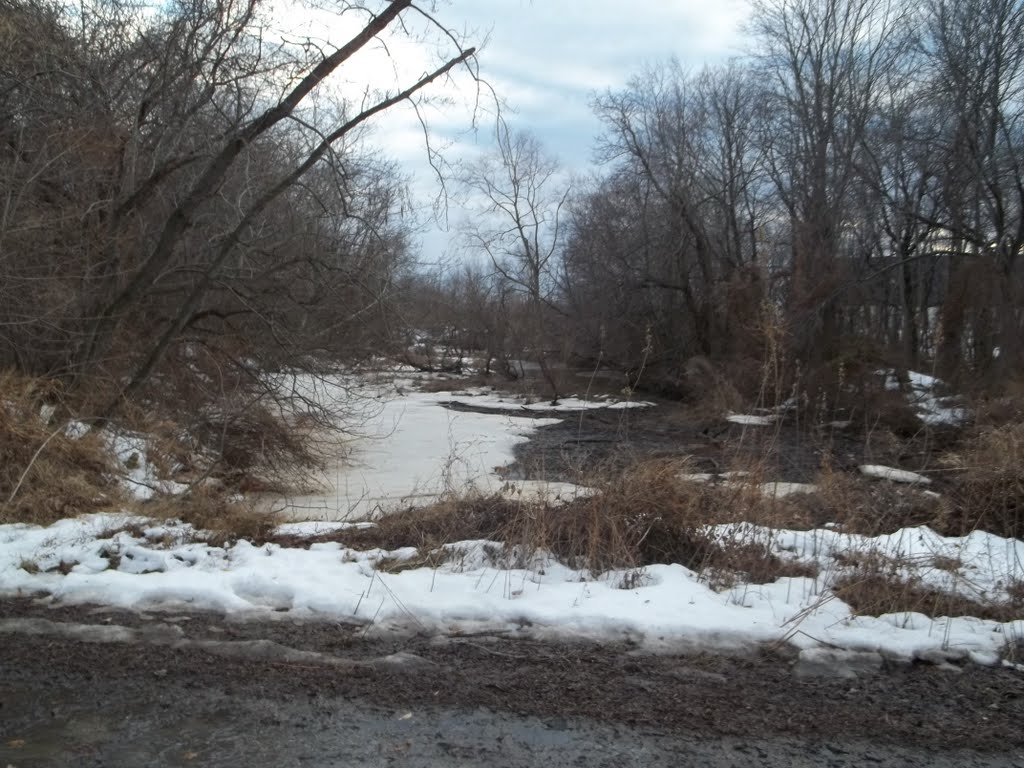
[[347, 494, 524, 551], [0, 372, 122, 525], [945, 422, 1024, 538], [778, 468, 950, 536], [275, 459, 818, 588], [415, 374, 495, 394], [140, 489, 280, 547], [833, 566, 1023, 623]]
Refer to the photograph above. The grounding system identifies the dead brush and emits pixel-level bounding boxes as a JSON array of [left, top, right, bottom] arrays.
[[832, 560, 1023, 623], [415, 374, 494, 394], [779, 467, 951, 536], [333, 494, 526, 553], [141, 488, 279, 547], [274, 459, 819, 588], [513, 459, 720, 573], [945, 422, 1024, 538], [104, 344, 329, 497], [0, 371, 122, 525], [507, 459, 817, 586]]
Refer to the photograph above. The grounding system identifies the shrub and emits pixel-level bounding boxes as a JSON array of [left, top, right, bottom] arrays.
[[0, 372, 120, 524]]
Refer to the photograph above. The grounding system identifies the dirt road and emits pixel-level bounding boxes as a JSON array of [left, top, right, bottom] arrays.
[[1, 599, 1022, 767]]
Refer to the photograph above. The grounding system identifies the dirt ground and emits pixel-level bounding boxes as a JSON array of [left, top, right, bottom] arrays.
[[1, 598, 1023, 767], [440, 396, 929, 487]]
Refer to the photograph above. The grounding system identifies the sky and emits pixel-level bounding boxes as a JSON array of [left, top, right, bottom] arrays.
[[291, 0, 753, 264]]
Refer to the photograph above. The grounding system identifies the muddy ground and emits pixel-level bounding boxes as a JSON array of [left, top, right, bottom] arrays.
[[444, 396, 948, 488], [1, 599, 1023, 767]]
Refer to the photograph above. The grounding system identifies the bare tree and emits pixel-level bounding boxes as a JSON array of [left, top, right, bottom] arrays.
[[459, 125, 569, 401], [0, 0, 482, 485], [570, 61, 769, 389], [752, 0, 910, 363], [0, 0, 477, 406], [921, 0, 1024, 379]]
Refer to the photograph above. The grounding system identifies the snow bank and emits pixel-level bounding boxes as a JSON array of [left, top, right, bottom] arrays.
[[708, 523, 1024, 605], [2, 515, 1022, 662]]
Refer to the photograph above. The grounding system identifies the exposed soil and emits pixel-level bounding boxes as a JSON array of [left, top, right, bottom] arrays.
[[1, 598, 1023, 768], [448, 399, 902, 485], [432, 395, 968, 531]]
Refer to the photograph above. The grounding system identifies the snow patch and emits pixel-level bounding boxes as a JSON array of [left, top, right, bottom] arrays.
[[3, 514, 1023, 661], [440, 390, 654, 412], [877, 369, 968, 426], [274, 521, 377, 536], [859, 465, 931, 485], [726, 413, 776, 426]]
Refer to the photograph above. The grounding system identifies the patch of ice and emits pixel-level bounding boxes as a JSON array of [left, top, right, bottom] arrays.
[[758, 482, 817, 499], [876, 369, 968, 426], [679, 473, 816, 499], [268, 381, 563, 521], [65, 421, 91, 439]]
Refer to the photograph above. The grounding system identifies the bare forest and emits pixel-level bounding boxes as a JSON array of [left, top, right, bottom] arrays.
[[2, 0, 1024, 516], [7, 7, 1024, 749]]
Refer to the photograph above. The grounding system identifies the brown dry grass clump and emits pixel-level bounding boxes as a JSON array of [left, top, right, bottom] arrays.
[[779, 468, 950, 536], [287, 459, 818, 587], [0, 372, 121, 525], [833, 565, 1023, 623], [945, 422, 1024, 538], [142, 489, 279, 547], [345, 494, 525, 552]]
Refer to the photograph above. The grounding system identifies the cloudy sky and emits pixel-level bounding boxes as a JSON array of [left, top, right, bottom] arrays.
[[300, 0, 753, 261]]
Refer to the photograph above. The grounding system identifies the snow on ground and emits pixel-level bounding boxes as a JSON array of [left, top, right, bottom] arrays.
[[60, 421, 190, 501], [879, 369, 968, 426], [108, 431, 191, 501], [708, 522, 1024, 608], [274, 521, 377, 536], [1, 370, 1016, 664], [726, 413, 777, 426], [495, 480, 594, 503], [439, 389, 654, 412], [752, 481, 818, 499], [1, 514, 1022, 663], [859, 464, 931, 485], [677, 472, 818, 499]]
